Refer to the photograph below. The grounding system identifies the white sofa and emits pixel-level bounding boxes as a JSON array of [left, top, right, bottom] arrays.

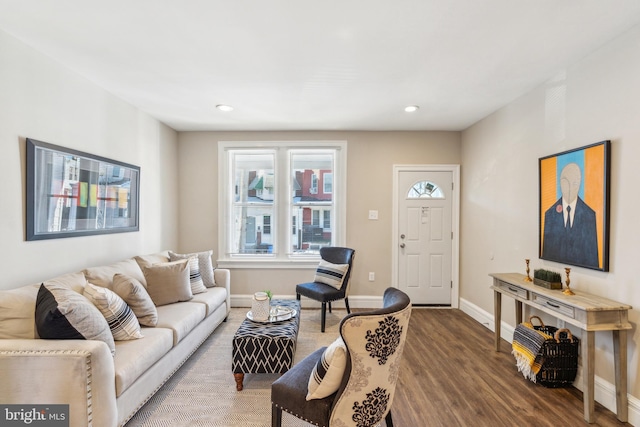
[[0, 251, 230, 427]]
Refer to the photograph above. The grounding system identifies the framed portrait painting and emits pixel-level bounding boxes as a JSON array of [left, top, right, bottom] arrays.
[[538, 140, 610, 271]]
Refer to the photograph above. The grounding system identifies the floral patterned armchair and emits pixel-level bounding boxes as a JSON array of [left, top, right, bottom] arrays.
[[271, 287, 411, 427]]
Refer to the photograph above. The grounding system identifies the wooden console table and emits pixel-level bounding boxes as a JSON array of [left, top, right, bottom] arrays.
[[490, 272, 631, 423]]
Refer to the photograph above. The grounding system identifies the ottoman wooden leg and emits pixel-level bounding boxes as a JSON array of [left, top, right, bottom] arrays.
[[234, 373, 244, 391]]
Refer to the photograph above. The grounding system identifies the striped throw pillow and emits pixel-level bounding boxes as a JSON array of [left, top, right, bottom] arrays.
[[314, 260, 349, 289], [186, 256, 207, 294], [306, 337, 347, 400], [83, 282, 143, 341]]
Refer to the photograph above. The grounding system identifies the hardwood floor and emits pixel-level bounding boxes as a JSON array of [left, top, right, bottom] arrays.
[[391, 308, 628, 426]]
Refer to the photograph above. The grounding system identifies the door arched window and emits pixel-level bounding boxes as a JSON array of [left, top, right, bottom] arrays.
[[407, 180, 444, 199]]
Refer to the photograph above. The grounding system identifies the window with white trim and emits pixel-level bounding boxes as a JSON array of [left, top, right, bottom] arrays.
[[218, 141, 346, 265]]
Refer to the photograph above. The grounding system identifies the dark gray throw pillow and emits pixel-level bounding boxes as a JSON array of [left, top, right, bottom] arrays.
[[35, 283, 115, 356]]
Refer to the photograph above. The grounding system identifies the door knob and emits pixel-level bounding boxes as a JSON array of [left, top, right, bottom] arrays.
[[400, 234, 405, 239], [400, 243, 405, 248]]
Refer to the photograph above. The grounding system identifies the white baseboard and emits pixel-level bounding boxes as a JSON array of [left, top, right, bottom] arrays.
[[231, 294, 383, 309], [459, 297, 639, 425]]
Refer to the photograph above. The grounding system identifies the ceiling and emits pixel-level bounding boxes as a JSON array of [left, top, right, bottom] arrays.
[[1, 1, 640, 132]]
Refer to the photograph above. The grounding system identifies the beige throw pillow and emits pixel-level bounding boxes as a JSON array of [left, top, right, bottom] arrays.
[[112, 274, 158, 326], [142, 259, 193, 306]]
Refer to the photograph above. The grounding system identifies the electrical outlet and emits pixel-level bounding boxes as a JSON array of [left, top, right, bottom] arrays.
[[368, 210, 378, 220], [368, 272, 375, 281]]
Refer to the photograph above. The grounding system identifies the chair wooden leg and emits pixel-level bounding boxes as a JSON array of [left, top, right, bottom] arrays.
[[345, 297, 351, 314], [385, 410, 393, 427], [296, 293, 301, 301], [321, 302, 326, 332], [272, 403, 282, 427]]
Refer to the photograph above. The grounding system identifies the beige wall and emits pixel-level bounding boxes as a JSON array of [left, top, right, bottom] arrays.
[[461, 24, 640, 407], [177, 131, 461, 300], [0, 30, 179, 290]]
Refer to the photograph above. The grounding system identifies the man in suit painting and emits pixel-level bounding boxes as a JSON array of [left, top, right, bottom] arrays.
[[542, 162, 599, 269]]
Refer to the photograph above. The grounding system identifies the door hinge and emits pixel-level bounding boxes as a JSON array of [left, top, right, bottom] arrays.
[[451, 281, 453, 288], [451, 231, 453, 239]]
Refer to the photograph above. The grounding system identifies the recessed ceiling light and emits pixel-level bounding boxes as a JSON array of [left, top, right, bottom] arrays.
[[404, 105, 419, 113], [216, 104, 234, 112]]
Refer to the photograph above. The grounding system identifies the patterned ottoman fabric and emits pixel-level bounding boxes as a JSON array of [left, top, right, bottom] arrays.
[[232, 299, 300, 390]]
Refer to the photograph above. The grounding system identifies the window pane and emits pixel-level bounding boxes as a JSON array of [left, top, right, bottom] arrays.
[[231, 206, 274, 254], [291, 206, 331, 253], [233, 153, 274, 204], [407, 180, 444, 199], [291, 153, 333, 203], [231, 151, 275, 255], [291, 152, 334, 254]]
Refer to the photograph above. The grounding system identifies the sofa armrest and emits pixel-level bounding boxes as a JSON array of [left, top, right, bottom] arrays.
[[214, 268, 231, 314], [0, 339, 117, 427]]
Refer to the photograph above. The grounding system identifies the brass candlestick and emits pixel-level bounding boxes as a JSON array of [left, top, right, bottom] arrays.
[[524, 259, 532, 282], [563, 267, 574, 295]]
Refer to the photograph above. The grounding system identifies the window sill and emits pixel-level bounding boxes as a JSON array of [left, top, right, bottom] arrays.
[[217, 258, 320, 269]]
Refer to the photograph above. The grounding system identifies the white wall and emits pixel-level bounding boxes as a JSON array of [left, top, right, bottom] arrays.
[[461, 23, 640, 418], [0, 29, 179, 290], [177, 131, 461, 302]]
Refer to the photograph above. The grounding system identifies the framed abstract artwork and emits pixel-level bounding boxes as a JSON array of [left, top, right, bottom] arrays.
[[26, 138, 140, 240], [538, 140, 611, 271]]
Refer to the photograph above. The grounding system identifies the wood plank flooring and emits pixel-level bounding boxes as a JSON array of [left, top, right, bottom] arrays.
[[391, 308, 628, 426]]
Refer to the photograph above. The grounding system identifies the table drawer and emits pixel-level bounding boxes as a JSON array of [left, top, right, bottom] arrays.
[[496, 280, 528, 299], [532, 293, 575, 318]]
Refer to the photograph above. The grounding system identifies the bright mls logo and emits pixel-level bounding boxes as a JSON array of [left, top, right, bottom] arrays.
[[0, 405, 69, 426]]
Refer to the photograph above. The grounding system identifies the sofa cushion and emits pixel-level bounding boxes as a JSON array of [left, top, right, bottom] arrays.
[[314, 260, 350, 290], [113, 327, 174, 397], [142, 260, 193, 306], [169, 249, 216, 287], [0, 283, 40, 339], [112, 273, 158, 327], [83, 283, 143, 341], [83, 259, 146, 289], [35, 283, 116, 356], [155, 302, 206, 345], [306, 337, 347, 400], [189, 286, 227, 316]]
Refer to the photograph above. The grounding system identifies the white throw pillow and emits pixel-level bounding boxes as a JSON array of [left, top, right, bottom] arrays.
[[314, 260, 349, 290], [83, 283, 143, 341], [169, 250, 216, 288], [185, 256, 207, 294], [306, 337, 347, 400]]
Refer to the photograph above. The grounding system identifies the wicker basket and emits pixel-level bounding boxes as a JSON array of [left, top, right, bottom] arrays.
[[530, 316, 580, 388]]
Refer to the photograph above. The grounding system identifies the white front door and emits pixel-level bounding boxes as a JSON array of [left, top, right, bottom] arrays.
[[396, 168, 455, 305]]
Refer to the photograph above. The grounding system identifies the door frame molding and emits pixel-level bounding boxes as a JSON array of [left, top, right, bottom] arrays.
[[392, 164, 460, 308]]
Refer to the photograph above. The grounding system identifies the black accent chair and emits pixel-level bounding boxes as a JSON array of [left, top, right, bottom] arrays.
[[271, 287, 412, 427], [296, 247, 355, 332]]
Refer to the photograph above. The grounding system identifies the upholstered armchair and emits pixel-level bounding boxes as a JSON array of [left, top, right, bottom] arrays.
[[296, 247, 355, 332], [272, 287, 411, 427]]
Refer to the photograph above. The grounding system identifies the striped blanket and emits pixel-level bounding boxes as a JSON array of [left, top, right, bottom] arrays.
[[511, 322, 553, 382]]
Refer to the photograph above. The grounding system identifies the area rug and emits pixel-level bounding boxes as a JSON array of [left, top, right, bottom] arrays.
[[125, 307, 340, 427]]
